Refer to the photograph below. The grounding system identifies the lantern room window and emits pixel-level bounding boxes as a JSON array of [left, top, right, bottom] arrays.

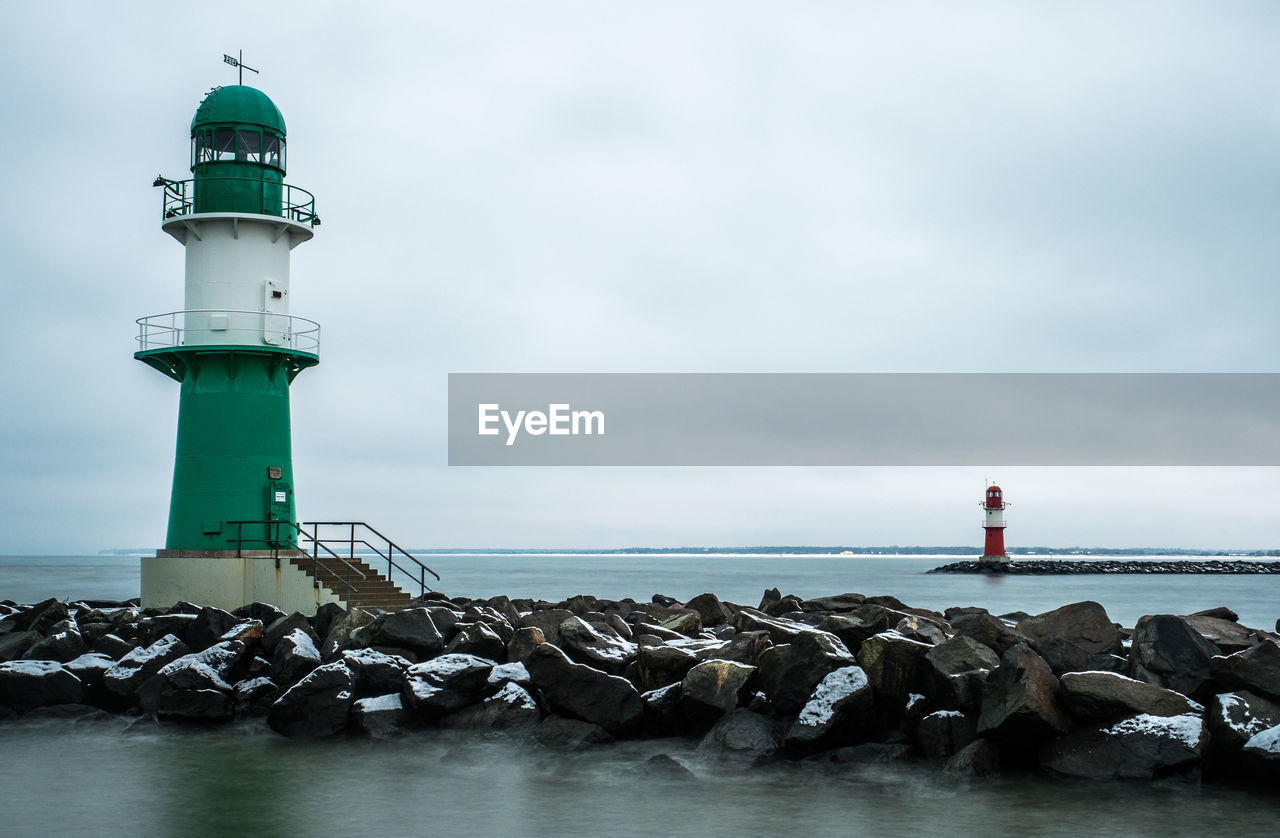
[[263, 135, 283, 169], [237, 130, 261, 163]]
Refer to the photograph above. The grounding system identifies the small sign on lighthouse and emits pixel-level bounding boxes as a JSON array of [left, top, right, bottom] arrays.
[[980, 484, 1011, 568]]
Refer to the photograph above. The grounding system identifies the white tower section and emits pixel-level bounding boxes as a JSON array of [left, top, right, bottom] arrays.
[[161, 214, 314, 348]]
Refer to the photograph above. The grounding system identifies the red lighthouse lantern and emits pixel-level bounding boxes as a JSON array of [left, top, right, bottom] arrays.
[[980, 484, 1010, 566]]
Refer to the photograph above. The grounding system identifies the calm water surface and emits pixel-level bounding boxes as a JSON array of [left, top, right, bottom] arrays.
[[2, 553, 1278, 837]]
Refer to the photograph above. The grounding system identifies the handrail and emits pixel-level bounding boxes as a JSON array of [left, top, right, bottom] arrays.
[[154, 176, 319, 226], [304, 522, 440, 598], [136, 309, 320, 355], [227, 519, 367, 609]]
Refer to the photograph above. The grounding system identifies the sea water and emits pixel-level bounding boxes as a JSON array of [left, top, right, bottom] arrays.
[[1, 554, 1278, 837]]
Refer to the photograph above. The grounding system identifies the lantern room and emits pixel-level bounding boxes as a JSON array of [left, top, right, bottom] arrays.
[[189, 85, 287, 215]]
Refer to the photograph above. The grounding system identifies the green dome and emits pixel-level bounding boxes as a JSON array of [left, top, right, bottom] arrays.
[[191, 85, 286, 136]]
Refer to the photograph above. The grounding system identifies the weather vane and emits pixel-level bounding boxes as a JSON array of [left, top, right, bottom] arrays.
[[222, 50, 259, 85]]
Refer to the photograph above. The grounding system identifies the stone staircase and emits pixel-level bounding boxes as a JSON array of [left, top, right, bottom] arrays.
[[287, 554, 413, 611]]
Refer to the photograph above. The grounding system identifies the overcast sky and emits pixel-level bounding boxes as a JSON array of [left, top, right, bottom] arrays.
[[3, 2, 1280, 554]]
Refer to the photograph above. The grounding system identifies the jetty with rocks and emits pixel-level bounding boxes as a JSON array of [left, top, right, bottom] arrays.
[[929, 559, 1280, 574], [2, 589, 1279, 790]]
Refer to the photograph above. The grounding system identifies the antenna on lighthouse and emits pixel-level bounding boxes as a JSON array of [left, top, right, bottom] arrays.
[[222, 51, 259, 85]]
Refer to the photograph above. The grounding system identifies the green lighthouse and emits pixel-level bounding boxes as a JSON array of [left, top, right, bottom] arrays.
[[135, 84, 327, 610]]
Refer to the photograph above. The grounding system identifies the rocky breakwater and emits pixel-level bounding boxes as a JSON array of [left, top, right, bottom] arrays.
[[2, 591, 1280, 789], [929, 559, 1280, 574]]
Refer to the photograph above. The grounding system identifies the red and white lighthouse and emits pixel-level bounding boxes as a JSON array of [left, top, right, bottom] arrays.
[[980, 484, 1010, 565]]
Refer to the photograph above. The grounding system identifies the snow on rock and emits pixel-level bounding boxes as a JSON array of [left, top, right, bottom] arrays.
[[355, 693, 404, 713], [489, 681, 539, 711], [486, 662, 530, 688], [797, 666, 870, 729], [1243, 724, 1280, 759], [1105, 713, 1205, 750]]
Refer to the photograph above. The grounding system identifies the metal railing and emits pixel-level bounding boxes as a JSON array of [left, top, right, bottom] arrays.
[[136, 309, 320, 354], [303, 522, 440, 598], [155, 176, 319, 226], [228, 519, 366, 608], [226, 519, 440, 607]]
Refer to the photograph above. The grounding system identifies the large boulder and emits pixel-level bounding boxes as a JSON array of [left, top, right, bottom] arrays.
[[267, 661, 354, 737], [686, 593, 733, 626], [732, 608, 810, 644], [524, 644, 643, 735], [1129, 615, 1219, 700], [506, 626, 547, 663], [519, 609, 575, 646], [697, 708, 781, 764], [938, 738, 1001, 784], [440, 682, 542, 731], [924, 635, 1000, 711], [369, 608, 445, 656], [22, 619, 86, 663], [136, 643, 249, 721], [1207, 691, 1280, 755], [103, 634, 191, 700], [693, 631, 772, 667], [977, 643, 1069, 747], [351, 693, 412, 736], [757, 631, 855, 715], [917, 710, 978, 764], [233, 676, 280, 718], [950, 612, 1027, 656], [262, 613, 316, 655], [1210, 640, 1280, 701], [1039, 713, 1206, 780], [1182, 615, 1258, 655], [321, 608, 375, 660], [557, 616, 637, 675], [184, 606, 239, 652], [1060, 670, 1202, 723], [270, 628, 322, 687], [342, 648, 410, 697], [628, 644, 699, 692], [63, 653, 115, 706], [680, 659, 756, 719], [0, 660, 84, 711], [1243, 725, 1280, 763], [856, 631, 932, 725], [817, 613, 890, 653], [401, 653, 494, 719], [1017, 601, 1122, 675], [784, 665, 873, 753], [445, 622, 508, 662]]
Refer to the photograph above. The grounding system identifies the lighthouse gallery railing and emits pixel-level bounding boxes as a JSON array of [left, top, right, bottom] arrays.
[[155, 176, 319, 227], [136, 309, 321, 355]]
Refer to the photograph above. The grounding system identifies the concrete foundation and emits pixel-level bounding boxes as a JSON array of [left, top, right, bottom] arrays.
[[141, 551, 343, 613]]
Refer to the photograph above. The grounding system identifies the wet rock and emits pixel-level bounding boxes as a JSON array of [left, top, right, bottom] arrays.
[[1060, 670, 1203, 723], [321, 608, 375, 660], [799, 593, 866, 613], [938, 738, 1001, 784], [924, 635, 1000, 711], [185, 606, 238, 652], [533, 716, 615, 750], [557, 616, 638, 675], [440, 682, 542, 731], [369, 608, 445, 656], [640, 683, 685, 735], [342, 648, 410, 696], [22, 619, 86, 663], [856, 631, 932, 725], [892, 615, 945, 646], [660, 612, 703, 637], [445, 622, 508, 662], [1243, 725, 1280, 763], [0, 660, 84, 712], [733, 608, 809, 644], [524, 643, 644, 735], [262, 613, 317, 655], [104, 634, 191, 700], [23, 599, 72, 636], [951, 612, 1027, 656], [1040, 713, 1207, 779], [977, 643, 1069, 747], [233, 676, 279, 718], [697, 708, 781, 764], [220, 620, 264, 645], [817, 613, 890, 653], [785, 665, 873, 753], [267, 661, 354, 737], [0, 629, 42, 662], [1192, 606, 1239, 622], [1129, 615, 1220, 700], [1210, 640, 1280, 701], [271, 628, 322, 687], [680, 659, 757, 719], [401, 653, 494, 719], [506, 626, 547, 663], [519, 609, 574, 646], [140, 613, 197, 646], [1208, 691, 1280, 755], [693, 631, 772, 667], [686, 593, 733, 626], [758, 630, 856, 715], [64, 653, 114, 705], [312, 602, 346, 644], [1182, 615, 1256, 655], [628, 644, 699, 692], [351, 693, 411, 736], [90, 634, 135, 661], [232, 602, 287, 626], [1017, 601, 1122, 668], [917, 710, 977, 764]]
